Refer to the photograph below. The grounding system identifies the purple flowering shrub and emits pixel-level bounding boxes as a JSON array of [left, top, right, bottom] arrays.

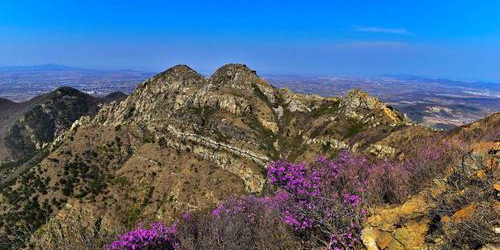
[[107, 223, 180, 250], [367, 136, 461, 203], [268, 155, 367, 250], [180, 161, 367, 250], [177, 194, 302, 250], [366, 159, 410, 203], [400, 137, 459, 193], [107, 194, 301, 250]]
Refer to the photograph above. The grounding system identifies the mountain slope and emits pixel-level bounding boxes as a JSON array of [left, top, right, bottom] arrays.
[[0, 98, 26, 161], [0, 64, 424, 249], [362, 113, 499, 250], [0, 88, 127, 164]]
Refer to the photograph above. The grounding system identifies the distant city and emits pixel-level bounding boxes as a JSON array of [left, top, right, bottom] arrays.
[[1, 64, 499, 130]]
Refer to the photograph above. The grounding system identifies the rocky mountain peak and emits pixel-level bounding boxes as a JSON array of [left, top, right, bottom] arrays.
[[343, 88, 377, 106], [208, 64, 277, 108], [210, 64, 271, 88], [141, 64, 206, 90], [340, 88, 412, 125], [340, 88, 381, 114], [159, 64, 200, 78], [211, 63, 257, 78]]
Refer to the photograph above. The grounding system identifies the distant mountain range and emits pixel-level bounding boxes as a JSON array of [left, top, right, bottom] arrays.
[[1, 64, 499, 85]]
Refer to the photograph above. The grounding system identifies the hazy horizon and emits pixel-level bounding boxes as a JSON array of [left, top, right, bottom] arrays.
[[2, 62, 500, 84]]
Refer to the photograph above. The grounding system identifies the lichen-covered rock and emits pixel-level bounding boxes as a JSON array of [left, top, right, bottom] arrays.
[[389, 220, 430, 250], [362, 228, 394, 250]]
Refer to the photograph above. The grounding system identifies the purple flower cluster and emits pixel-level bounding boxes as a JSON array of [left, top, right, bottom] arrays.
[[107, 223, 179, 250], [268, 161, 320, 197], [328, 229, 360, 250], [344, 193, 362, 207], [211, 192, 289, 218], [267, 153, 367, 249], [282, 207, 314, 230]]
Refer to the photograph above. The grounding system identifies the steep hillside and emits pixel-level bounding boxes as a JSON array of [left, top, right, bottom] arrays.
[[0, 98, 26, 161], [447, 112, 500, 142], [363, 114, 499, 250], [0, 64, 428, 249], [0, 88, 127, 164]]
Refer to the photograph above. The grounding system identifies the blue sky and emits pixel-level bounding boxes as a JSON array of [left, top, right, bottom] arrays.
[[1, 1, 500, 81]]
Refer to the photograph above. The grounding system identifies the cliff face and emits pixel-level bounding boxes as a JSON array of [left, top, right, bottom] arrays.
[[0, 64, 423, 248]]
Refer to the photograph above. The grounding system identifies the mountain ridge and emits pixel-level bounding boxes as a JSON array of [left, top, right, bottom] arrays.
[[0, 64, 469, 250]]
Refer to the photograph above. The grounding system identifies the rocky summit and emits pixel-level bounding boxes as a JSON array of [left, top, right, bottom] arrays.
[[0, 64, 498, 250]]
